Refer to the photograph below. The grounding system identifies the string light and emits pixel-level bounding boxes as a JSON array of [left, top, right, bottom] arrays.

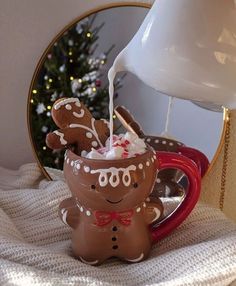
[[46, 85, 50, 90], [30, 99, 34, 103], [32, 89, 37, 94], [92, 87, 97, 92], [101, 60, 105, 65], [69, 59, 73, 63], [47, 105, 52, 110], [68, 51, 73, 56], [49, 78, 53, 83], [113, 115, 117, 119], [86, 32, 91, 38], [78, 78, 82, 83], [43, 146, 47, 150], [70, 76, 74, 81]]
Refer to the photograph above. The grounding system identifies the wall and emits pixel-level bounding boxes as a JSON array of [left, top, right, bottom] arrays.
[[0, 0, 223, 170], [0, 0, 145, 169]]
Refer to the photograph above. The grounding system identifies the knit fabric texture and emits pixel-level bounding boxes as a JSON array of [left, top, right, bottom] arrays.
[[0, 163, 236, 286]]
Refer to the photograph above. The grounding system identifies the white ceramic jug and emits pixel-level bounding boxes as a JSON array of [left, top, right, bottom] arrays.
[[113, 0, 236, 109]]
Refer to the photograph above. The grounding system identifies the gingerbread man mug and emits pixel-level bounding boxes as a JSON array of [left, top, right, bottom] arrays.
[[59, 146, 200, 265]]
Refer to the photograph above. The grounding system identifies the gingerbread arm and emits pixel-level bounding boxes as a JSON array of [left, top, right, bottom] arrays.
[[144, 197, 164, 225], [59, 197, 80, 229]]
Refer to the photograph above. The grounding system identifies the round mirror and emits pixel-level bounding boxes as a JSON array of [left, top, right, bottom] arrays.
[[28, 3, 226, 223]]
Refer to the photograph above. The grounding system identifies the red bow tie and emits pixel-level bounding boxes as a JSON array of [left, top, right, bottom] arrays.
[[94, 210, 134, 227]]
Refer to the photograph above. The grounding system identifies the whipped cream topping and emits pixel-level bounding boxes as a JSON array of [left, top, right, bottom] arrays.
[[84, 132, 146, 160]]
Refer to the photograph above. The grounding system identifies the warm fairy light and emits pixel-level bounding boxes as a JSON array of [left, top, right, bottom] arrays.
[[32, 89, 37, 94], [49, 78, 53, 83], [113, 114, 116, 119], [46, 85, 50, 90], [68, 51, 72, 56], [47, 105, 52, 110], [43, 146, 47, 150], [70, 59, 73, 63], [101, 60, 105, 65], [78, 78, 82, 83], [86, 32, 91, 38], [70, 76, 74, 81], [92, 87, 97, 92], [30, 99, 34, 103]]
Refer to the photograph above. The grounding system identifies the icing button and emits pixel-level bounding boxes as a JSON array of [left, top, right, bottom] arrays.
[[92, 141, 98, 147], [112, 245, 118, 250], [112, 237, 117, 241], [86, 210, 91, 216], [84, 166, 90, 173], [138, 163, 143, 169], [86, 132, 93, 139], [156, 178, 161, 184], [112, 226, 118, 231]]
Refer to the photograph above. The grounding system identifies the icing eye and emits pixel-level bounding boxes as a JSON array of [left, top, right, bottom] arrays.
[[133, 183, 138, 188], [91, 185, 96, 190]]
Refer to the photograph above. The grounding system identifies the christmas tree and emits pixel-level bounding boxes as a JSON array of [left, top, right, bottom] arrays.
[[30, 14, 123, 170]]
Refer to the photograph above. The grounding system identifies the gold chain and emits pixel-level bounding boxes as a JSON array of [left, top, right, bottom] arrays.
[[219, 111, 231, 211]]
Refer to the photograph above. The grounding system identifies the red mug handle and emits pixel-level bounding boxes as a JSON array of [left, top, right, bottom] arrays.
[[151, 151, 201, 243], [177, 146, 209, 177]]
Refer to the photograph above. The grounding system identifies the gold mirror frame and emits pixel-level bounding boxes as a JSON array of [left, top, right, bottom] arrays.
[[27, 2, 227, 182]]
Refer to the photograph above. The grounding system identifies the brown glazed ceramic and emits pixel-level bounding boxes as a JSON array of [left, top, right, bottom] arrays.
[[59, 147, 163, 265], [46, 98, 109, 155], [115, 105, 209, 198]]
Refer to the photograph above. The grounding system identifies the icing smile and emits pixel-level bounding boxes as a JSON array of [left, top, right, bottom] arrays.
[[106, 199, 123, 204]]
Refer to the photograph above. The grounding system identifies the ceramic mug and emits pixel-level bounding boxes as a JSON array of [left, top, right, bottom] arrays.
[[59, 146, 200, 265]]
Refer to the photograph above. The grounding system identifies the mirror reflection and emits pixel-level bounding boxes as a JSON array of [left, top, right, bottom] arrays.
[[28, 5, 225, 223]]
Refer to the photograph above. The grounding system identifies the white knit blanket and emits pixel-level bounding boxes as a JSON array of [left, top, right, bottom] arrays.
[[0, 163, 236, 286]]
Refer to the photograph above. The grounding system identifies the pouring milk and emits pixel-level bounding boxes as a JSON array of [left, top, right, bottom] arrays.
[[107, 0, 236, 140]]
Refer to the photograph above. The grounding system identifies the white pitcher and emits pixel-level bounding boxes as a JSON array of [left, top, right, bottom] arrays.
[[112, 0, 236, 109]]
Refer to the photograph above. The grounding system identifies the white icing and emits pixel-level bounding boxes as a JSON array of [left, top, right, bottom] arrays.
[[136, 207, 141, 213], [169, 142, 174, 146], [156, 178, 161, 183], [54, 130, 67, 145], [92, 141, 98, 147], [54, 98, 80, 110], [162, 140, 167, 144], [65, 104, 72, 110], [70, 161, 74, 167], [73, 110, 85, 118], [90, 165, 136, 188], [61, 209, 68, 225], [150, 207, 161, 223], [86, 210, 91, 216], [146, 197, 151, 202], [84, 166, 90, 173], [66, 158, 70, 164], [143, 202, 146, 207], [151, 158, 154, 163], [86, 132, 93, 138], [155, 139, 159, 143], [79, 256, 99, 265], [126, 253, 144, 263], [146, 138, 151, 142], [80, 206, 84, 212], [146, 161, 150, 167], [69, 117, 103, 148], [138, 164, 143, 170]]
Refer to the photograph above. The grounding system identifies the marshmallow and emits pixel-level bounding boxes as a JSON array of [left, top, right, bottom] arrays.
[[85, 132, 147, 160]]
